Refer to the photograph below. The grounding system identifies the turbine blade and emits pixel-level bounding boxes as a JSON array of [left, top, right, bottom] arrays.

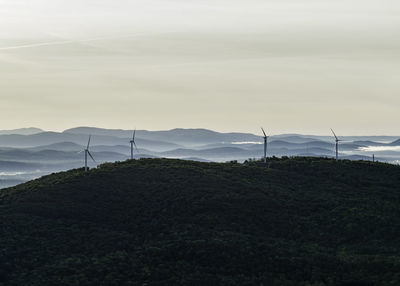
[[87, 135, 91, 149], [77, 150, 84, 154], [133, 128, 136, 140], [87, 151, 97, 164], [330, 128, 338, 140], [261, 127, 267, 137], [133, 140, 138, 151]]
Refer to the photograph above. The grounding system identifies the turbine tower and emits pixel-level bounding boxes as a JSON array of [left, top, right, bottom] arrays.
[[261, 127, 269, 164], [130, 129, 138, 160], [330, 128, 342, 160], [82, 135, 96, 172]]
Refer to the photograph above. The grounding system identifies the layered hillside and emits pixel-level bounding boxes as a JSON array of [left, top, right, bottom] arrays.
[[0, 158, 399, 285]]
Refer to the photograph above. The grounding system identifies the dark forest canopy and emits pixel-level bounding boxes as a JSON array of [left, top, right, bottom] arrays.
[[0, 158, 399, 285]]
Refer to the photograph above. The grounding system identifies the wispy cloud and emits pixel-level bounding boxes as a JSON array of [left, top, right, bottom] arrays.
[[0, 33, 152, 51]]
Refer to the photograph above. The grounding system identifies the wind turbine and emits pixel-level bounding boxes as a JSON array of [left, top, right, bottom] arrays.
[[81, 135, 96, 172], [330, 128, 342, 160], [130, 129, 138, 160], [261, 127, 269, 164]]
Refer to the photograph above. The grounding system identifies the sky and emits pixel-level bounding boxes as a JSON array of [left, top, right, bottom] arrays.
[[0, 0, 399, 135]]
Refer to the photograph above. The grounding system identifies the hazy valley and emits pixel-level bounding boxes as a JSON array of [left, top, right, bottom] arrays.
[[0, 127, 399, 188]]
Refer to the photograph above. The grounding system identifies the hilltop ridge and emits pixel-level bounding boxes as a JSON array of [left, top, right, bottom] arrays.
[[0, 158, 400, 285]]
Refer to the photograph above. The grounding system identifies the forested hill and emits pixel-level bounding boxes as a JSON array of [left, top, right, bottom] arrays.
[[0, 158, 400, 285]]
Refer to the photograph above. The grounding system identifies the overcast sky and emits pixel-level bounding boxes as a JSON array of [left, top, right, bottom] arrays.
[[0, 0, 399, 135]]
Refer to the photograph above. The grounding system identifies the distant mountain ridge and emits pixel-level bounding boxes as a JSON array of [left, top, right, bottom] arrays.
[[0, 132, 180, 151], [64, 127, 262, 146], [0, 127, 43, 135], [0, 126, 398, 188]]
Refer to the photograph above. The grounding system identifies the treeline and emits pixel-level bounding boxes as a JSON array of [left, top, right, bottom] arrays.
[[0, 158, 399, 285]]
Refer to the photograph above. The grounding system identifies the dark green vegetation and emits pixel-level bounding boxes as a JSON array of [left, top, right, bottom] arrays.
[[0, 158, 400, 286]]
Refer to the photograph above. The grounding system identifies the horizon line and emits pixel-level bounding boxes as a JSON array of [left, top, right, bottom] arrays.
[[0, 126, 399, 137]]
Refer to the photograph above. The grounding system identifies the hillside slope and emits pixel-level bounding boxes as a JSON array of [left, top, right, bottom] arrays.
[[0, 158, 400, 285]]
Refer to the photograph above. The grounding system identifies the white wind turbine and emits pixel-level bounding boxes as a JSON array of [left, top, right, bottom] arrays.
[[130, 129, 138, 160], [261, 127, 269, 164], [331, 128, 342, 160], [80, 135, 96, 172]]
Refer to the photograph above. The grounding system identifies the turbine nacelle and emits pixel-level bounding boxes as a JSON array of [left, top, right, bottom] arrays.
[[331, 128, 340, 141], [261, 127, 268, 139]]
